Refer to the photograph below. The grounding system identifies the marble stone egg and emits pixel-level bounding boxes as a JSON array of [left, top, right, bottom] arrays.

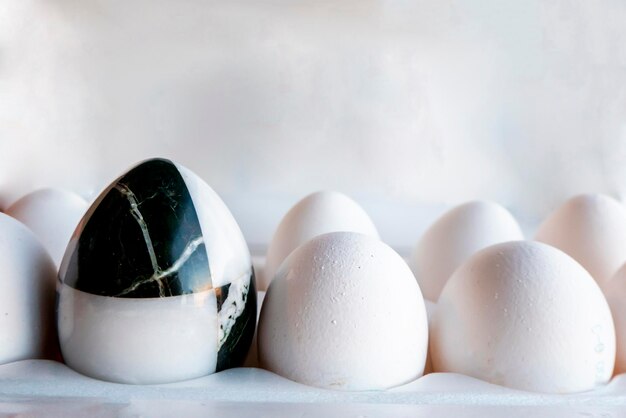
[[57, 158, 256, 384]]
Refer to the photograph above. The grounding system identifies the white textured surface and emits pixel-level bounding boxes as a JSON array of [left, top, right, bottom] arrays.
[[2, 1, 626, 251], [259, 232, 427, 390], [0, 360, 625, 417], [432, 241, 615, 393]]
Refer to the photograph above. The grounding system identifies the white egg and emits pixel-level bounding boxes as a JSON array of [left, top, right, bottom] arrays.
[[409, 200, 524, 301], [6, 188, 87, 267], [602, 264, 626, 375], [262, 191, 378, 291], [431, 241, 615, 393], [535, 193, 626, 290], [0, 213, 57, 363], [258, 232, 428, 391]]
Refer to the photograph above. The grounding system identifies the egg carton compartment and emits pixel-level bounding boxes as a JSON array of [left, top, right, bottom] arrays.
[[1, 188, 624, 416], [3, 271, 626, 417], [0, 260, 615, 417], [1, 358, 625, 417]]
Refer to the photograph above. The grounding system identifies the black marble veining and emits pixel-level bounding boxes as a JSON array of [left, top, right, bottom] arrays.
[[216, 271, 257, 371], [61, 158, 211, 298]]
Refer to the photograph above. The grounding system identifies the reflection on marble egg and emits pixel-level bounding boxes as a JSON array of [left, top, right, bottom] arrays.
[[259, 232, 428, 391], [57, 158, 256, 384], [6, 188, 87, 267], [0, 213, 57, 364], [432, 241, 615, 393], [409, 200, 523, 302], [262, 191, 378, 291], [536, 193, 626, 290]]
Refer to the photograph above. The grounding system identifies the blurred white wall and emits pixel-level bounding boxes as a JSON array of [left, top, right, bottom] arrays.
[[1, 0, 626, 250]]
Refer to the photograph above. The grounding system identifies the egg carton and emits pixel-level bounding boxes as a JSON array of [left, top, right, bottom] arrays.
[[4, 176, 625, 416], [1, 356, 625, 417], [0, 263, 623, 417], [2, 281, 625, 417], [3, 277, 623, 416]]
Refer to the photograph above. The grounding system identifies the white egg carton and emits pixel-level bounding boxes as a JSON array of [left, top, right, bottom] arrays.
[[1, 357, 626, 417], [0, 266, 624, 417], [3, 191, 626, 417]]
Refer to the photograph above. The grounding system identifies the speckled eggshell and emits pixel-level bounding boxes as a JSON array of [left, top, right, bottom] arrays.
[[6, 188, 88, 267], [0, 213, 57, 363], [535, 194, 626, 290], [261, 191, 378, 291], [432, 241, 615, 393], [258, 232, 428, 391], [409, 201, 524, 302], [603, 264, 626, 375]]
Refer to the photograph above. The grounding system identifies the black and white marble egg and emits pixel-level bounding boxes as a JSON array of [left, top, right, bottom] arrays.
[[57, 158, 256, 384]]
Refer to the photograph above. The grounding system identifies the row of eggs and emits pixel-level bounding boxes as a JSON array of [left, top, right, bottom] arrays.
[[1, 158, 626, 394]]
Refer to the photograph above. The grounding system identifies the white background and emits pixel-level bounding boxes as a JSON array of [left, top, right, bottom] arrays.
[[2, 0, 626, 251]]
